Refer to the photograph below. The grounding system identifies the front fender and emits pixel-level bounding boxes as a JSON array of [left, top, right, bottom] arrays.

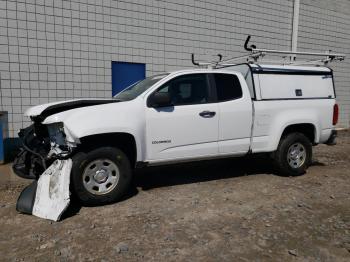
[[42, 100, 146, 161]]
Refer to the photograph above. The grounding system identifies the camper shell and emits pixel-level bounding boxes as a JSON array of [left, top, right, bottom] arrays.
[[220, 64, 335, 101]]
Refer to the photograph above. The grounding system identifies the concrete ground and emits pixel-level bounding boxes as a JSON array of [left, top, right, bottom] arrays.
[[0, 131, 349, 261]]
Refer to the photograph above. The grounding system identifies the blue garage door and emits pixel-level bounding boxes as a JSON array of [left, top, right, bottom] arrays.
[[112, 62, 146, 96]]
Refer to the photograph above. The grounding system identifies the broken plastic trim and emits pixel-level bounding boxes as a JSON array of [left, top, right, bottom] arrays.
[[16, 159, 73, 221], [16, 180, 37, 214]]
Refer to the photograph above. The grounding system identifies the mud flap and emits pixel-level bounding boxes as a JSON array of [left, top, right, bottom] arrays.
[[16, 159, 73, 221]]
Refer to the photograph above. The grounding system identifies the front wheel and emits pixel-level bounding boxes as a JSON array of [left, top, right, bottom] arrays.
[[273, 132, 312, 176], [71, 147, 132, 206]]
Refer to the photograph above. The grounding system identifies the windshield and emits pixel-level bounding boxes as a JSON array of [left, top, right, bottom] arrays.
[[114, 74, 169, 101]]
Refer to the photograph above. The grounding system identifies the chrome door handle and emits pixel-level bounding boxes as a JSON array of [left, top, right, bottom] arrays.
[[199, 111, 216, 118]]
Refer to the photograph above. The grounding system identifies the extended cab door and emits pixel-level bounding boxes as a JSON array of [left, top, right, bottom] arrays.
[[212, 73, 253, 155], [145, 73, 219, 162]]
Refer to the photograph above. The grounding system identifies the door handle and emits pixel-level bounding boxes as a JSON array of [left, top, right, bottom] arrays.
[[199, 111, 216, 118]]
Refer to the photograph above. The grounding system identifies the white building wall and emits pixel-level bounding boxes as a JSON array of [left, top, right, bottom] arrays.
[[0, 0, 348, 138], [298, 0, 350, 128]]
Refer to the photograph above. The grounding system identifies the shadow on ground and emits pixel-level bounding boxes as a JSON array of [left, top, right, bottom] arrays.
[[63, 155, 328, 220], [310, 160, 326, 166], [63, 182, 140, 218], [134, 154, 275, 191]]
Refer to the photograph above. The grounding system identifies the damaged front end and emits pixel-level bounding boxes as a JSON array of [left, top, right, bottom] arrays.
[[13, 121, 74, 180], [13, 98, 117, 176], [12, 99, 116, 220], [13, 120, 76, 221]]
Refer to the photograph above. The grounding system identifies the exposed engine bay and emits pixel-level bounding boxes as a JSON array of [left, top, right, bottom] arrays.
[[13, 121, 73, 180]]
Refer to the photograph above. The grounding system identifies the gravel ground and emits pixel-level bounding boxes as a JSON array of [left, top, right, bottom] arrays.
[[0, 131, 349, 261]]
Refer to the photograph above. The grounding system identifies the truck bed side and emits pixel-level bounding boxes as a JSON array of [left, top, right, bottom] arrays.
[[251, 99, 335, 153]]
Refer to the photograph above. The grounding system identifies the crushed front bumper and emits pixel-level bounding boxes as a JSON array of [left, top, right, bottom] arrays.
[[16, 159, 73, 221], [14, 123, 75, 221]]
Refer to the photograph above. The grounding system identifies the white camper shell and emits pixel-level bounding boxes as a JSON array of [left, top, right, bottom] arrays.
[[221, 64, 335, 101]]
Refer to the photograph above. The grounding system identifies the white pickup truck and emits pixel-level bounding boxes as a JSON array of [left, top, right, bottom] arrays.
[[13, 64, 338, 206]]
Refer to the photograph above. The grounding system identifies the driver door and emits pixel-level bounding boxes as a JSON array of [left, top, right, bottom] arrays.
[[145, 73, 219, 162]]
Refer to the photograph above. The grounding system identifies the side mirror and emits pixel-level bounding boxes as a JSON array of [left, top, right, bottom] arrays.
[[149, 92, 172, 107]]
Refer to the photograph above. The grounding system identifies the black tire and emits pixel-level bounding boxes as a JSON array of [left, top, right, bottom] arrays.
[[273, 132, 312, 176], [71, 147, 132, 206]]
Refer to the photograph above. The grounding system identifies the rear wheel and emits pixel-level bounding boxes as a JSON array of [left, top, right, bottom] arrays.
[[273, 132, 312, 176], [71, 147, 132, 206]]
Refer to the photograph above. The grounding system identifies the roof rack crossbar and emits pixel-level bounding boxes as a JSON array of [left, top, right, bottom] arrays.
[[251, 49, 345, 58], [191, 35, 346, 68]]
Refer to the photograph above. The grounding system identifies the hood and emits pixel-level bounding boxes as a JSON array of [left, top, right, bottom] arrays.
[[25, 99, 119, 121], [40, 98, 144, 144]]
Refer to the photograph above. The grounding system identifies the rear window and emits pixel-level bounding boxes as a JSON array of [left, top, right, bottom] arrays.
[[219, 64, 254, 98], [214, 74, 242, 102]]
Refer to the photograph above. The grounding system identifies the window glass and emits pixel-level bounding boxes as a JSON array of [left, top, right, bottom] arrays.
[[114, 74, 169, 101], [214, 73, 242, 101], [222, 64, 254, 98], [157, 74, 209, 106]]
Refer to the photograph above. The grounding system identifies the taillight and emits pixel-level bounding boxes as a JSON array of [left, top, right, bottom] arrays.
[[333, 103, 339, 125]]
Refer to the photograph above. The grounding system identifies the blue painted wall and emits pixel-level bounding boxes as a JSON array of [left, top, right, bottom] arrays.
[[112, 62, 146, 96]]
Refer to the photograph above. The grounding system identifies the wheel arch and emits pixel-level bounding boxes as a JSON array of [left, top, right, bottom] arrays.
[[77, 132, 138, 168], [262, 120, 320, 153], [280, 123, 316, 143]]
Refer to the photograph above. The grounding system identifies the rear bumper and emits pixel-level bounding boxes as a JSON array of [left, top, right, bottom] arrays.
[[325, 130, 337, 145]]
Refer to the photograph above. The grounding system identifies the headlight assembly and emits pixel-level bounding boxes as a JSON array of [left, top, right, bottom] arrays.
[[47, 122, 66, 146]]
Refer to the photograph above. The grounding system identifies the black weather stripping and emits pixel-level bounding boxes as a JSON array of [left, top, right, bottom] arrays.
[[251, 67, 332, 76]]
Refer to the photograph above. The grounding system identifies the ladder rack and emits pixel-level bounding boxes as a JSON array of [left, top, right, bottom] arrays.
[[191, 35, 346, 68]]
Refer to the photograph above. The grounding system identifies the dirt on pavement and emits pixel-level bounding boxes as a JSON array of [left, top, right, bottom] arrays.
[[0, 131, 349, 261]]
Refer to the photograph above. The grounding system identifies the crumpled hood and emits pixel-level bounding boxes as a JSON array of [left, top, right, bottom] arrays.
[[25, 99, 118, 120]]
